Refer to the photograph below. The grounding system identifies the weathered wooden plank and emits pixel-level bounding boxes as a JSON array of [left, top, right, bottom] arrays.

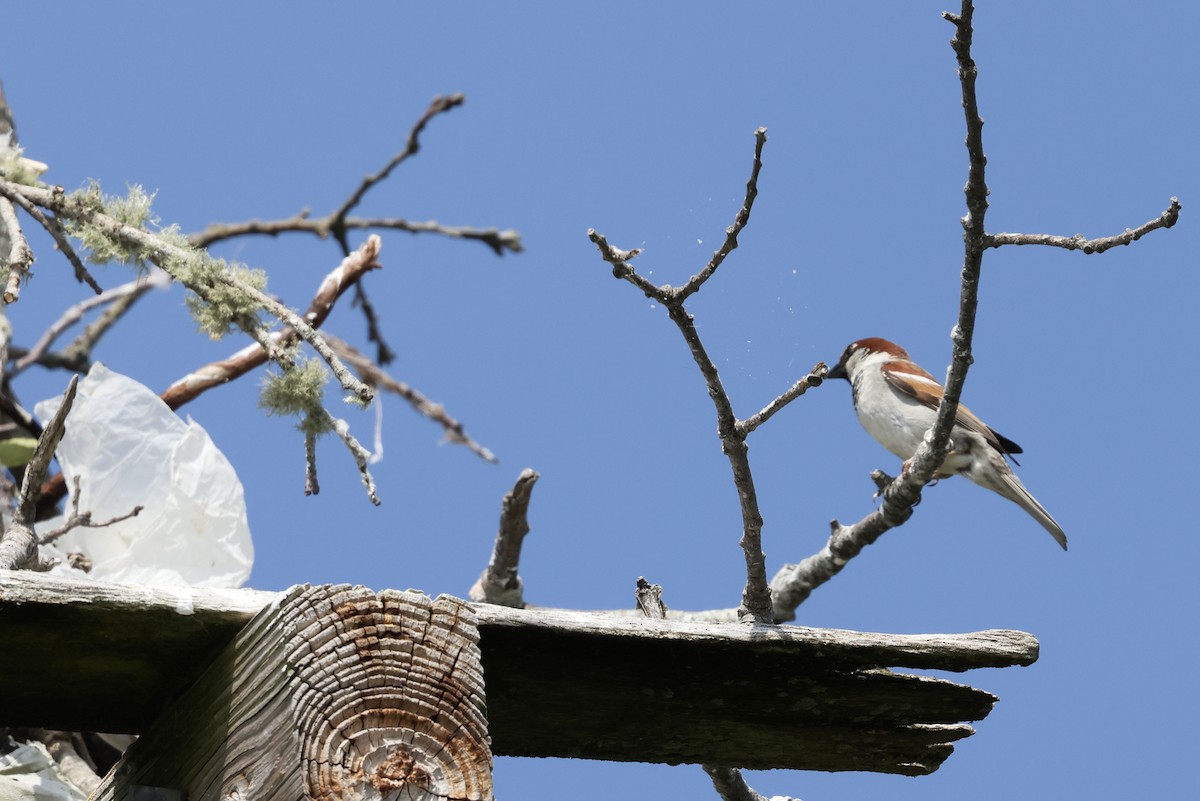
[[0, 571, 1040, 774], [0, 571, 275, 733], [91, 585, 492, 801]]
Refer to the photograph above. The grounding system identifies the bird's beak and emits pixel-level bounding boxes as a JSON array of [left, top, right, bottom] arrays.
[[827, 360, 848, 380]]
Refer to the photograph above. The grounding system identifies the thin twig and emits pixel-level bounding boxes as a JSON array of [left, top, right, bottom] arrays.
[[587, 129, 776, 623], [39, 476, 142, 546], [11, 272, 166, 375], [323, 332, 497, 463], [325, 410, 379, 505], [159, 236, 381, 408], [764, 3, 994, 620], [352, 282, 395, 365], [0, 375, 76, 570], [703, 765, 799, 801], [0, 187, 100, 294], [59, 280, 155, 367], [304, 429, 319, 496], [0, 180, 373, 403], [677, 127, 767, 303], [987, 198, 1181, 253], [190, 214, 523, 256], [0, 194, 32, 302], [737, 364, 828, 437], [469, 468, 539, 607], [329, 93, 467, 245], [35, 233, 383, 515]]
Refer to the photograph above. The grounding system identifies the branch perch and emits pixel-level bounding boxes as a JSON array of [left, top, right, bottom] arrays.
[[766, 0, 1182, 622], [589, 128, 807, 624]]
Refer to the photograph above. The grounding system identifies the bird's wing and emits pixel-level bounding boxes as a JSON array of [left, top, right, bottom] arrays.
[[881, 359, 1022, 457]]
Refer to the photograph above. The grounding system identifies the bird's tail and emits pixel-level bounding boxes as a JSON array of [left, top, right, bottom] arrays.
[[990, 462, 1068, 550]]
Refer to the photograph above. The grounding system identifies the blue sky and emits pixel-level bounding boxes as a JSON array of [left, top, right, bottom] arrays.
[[3, 2, 1197, 799]]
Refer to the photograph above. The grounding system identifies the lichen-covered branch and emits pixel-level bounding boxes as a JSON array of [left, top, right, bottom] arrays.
[[0, 180, 373, 403], [322, 333, 497, 463]]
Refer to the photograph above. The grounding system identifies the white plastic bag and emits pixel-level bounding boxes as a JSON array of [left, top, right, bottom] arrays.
[[34, 363, 253, 588]]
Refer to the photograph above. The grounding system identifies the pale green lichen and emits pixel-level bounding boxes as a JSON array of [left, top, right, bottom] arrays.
[[182, 258, 267, 339], [0, 145, 46, 186], [259, 357, 334, 437], [65, 182, 160, 267]]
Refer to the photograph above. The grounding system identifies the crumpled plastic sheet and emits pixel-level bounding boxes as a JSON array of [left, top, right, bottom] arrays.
[[0, 740, 87, 801], [33, 363, 253, 589]]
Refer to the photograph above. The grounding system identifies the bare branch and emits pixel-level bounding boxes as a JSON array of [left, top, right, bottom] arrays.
[[986, 197, 1181, 253], [324, 410, 380, 505], [39, 476, 142, 547], [189, 95, 519, 367], [737, 363, 827, 437], [329, 94, 466, 245], [469, 468, 539, 607], [158, 235, 380, 408], [587, 229, 668, 301], [0, 375, 76, 570], [0, 186, 100, 294], [324, 332, 497, 463], [304, 429, 319, 496], [676, 127, 767, 303], [190, 214, 523, 256], [763, 3, 993, 618], [34, 234, 384, 515], [588, 131, 782, 623], [703, 765, 799, 801], [11, 273, 166, 376], [0, 194, 32, 302]]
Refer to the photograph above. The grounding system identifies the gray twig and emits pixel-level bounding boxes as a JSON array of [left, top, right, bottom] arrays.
[[39, 475, 143, 547], [703, 765, 800, 801], [0, 375, 76, 570], [587, 128, 780, 623], [0, 187, 100, 294], [12, 273, 165, 376], [0, 194, 32, 302], [190, 214, 523, 256], [470, 468, 539, 607], [323, 332, 497, 463], [987, 198, 1181, 253]]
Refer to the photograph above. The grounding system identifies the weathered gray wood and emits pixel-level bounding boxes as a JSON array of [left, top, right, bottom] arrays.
[[0, 570, 1040, 775], [91, 584, 492, 801], [0, 571, 276, 732]]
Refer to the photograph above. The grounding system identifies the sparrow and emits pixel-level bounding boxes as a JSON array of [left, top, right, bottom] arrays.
[[828, 337, 1066, 550]]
